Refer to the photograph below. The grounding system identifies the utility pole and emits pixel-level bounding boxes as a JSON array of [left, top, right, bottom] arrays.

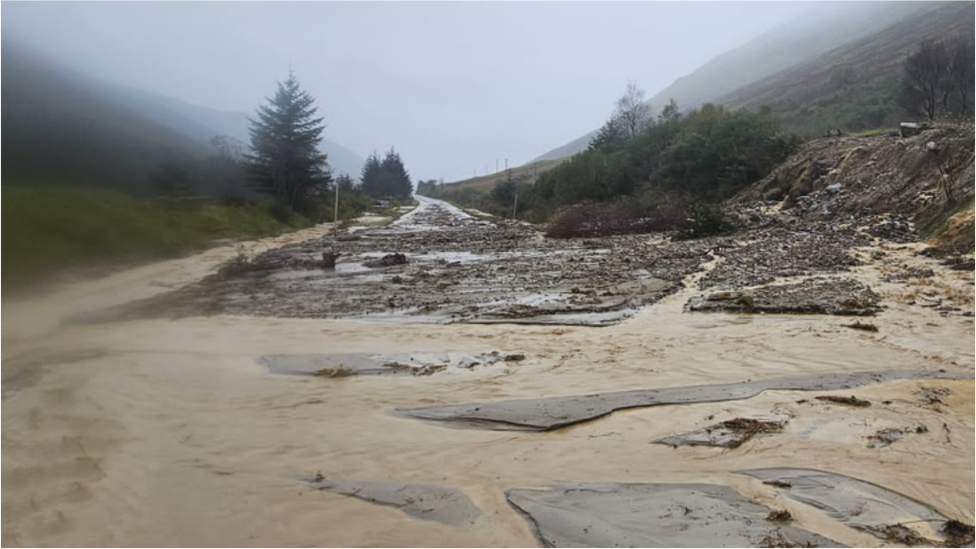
[[505, 158, 508, 170], [512, 192, 518, 220], [496, 159, 499, 173], [333, 181, 340, 239]]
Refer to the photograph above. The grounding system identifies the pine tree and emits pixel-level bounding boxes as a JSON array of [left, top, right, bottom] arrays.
[[246, 72, 331, 211], [380, 148, 412, 200], [335, 173, 357, 192], [360, 152, 383, 198]]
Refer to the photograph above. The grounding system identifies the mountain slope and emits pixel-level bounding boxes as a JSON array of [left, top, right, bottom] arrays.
[[1, 42, 207, 193], [532, 2, 944, 162], [719, 1, 974, 134], [105, 87, 366, 178]]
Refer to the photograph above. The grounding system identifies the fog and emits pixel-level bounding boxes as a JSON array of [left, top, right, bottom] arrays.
[[3, 2, 816, 181]]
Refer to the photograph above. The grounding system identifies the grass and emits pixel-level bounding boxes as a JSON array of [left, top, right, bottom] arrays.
[[2, 185, 312, 289], [851, 127, 897, 137]]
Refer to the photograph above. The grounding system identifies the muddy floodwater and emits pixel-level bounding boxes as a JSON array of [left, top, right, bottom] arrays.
[[2, 197, 973, 547]]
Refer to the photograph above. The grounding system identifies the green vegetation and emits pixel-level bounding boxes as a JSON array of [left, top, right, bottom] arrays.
[[1, 186, 306, 286], [360, 149, 413, 200], [427, 101, 799, 235], [778, 77, 904, 137], [247, 73, 331, 212]]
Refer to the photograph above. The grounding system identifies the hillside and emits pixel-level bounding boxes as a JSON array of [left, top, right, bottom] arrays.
[[1, 43, 207, 193], [719, 1, 975, 135], [105, 86, 366, 178], [532, 2, 951, 162], [1, 41, 365, 194]]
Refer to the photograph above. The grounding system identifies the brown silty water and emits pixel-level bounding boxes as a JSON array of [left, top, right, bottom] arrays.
[[2, 198, 973, 547]]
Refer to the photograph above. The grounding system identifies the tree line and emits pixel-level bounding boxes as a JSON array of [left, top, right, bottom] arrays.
[[152, 72, 415, 221]]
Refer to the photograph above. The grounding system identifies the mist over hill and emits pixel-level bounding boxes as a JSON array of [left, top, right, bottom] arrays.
[[1, 41, 364, 194], [532, 2, 962, 162]]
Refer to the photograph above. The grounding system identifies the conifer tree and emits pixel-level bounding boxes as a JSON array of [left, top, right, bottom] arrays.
[[247, 72, 331, 211]]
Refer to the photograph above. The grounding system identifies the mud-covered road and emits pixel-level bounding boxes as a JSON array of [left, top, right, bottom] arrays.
[[2, 196, 974, 547]]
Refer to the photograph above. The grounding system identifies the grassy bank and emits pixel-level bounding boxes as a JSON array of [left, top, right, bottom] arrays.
[[2, 186, 315, 288]]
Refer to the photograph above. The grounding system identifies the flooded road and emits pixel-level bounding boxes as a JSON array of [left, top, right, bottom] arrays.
[[2, 197, 973, 547]]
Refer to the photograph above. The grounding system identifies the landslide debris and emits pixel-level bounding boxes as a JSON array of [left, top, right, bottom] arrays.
[[686, 278, 881, 316]]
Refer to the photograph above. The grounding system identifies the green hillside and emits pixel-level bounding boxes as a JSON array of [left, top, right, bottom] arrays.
[[1, 42, 208, 194]]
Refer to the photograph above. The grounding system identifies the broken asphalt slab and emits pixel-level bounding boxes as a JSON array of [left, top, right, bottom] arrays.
[[303, 477, 482, 526], [653, 418, 786, 449], [506, 482, 843, 548], [738, 468, 975, 547], [392, 370, 970, 431]]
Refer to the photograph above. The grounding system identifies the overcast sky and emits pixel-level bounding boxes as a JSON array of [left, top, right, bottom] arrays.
[[4, 2, 815, 181]]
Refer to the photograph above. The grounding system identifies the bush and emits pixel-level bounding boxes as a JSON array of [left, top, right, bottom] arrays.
[[546, 199, 657, 239], [674, 203, 733, 240]]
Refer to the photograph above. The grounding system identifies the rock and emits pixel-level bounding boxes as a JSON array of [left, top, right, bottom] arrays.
[[365, 253, 408, 268], [900, 122, 921, 137], [826, 183, 842, 194], [321, 250, 338, 269], [926, 140, 939, 152]]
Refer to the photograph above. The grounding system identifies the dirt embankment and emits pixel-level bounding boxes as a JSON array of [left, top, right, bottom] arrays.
[[736, 123, 975, 252]]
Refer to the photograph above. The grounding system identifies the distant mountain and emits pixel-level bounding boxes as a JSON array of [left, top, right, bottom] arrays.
[[104, 87, 365, 178], [532, 2, 944, 162]]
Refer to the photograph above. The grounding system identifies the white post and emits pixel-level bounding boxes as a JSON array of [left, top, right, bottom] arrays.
[[334, 181, 339, 238]]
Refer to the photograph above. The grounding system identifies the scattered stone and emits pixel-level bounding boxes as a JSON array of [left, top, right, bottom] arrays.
[[321, 250, 339, 269], [815, 395, 871, 407], [943, 520, 976, 547], [303, 477, 482, 526], [260, 351, 513, 378], [394, 370, 965, 431], [766, 509, 793, 523], [506, 482, 840, 548], [653, 418, 785, 449], [365, 253, 408, 268], [843, 321, 879, 332], [866, 428, 905, 449], [916, 386, 951, 411]]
